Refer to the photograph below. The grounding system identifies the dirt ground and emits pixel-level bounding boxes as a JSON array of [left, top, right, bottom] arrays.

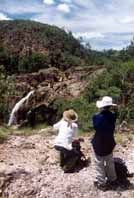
[[0, 130, 133, 198]]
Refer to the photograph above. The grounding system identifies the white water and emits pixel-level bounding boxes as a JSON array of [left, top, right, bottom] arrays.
[[8, 90, 34, 126]]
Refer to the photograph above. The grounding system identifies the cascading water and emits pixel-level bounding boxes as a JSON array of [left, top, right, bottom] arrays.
[[8, 90, 35, 126]]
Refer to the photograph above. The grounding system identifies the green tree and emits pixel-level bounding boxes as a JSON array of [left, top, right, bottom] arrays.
[[18, 53, 49, 73]]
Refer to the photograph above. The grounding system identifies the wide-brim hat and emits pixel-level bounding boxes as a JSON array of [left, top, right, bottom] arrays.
[[96, 96, 117, 108], [63, 109, 78, 122]]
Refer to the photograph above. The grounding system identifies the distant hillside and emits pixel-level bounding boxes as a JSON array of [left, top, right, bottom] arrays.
[[0, 20, 88, 74]]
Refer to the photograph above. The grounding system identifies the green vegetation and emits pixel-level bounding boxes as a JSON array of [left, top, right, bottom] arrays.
[[18, 52, 49, 73], [0, 126, 10, 143], [0, 65, 16, 122]]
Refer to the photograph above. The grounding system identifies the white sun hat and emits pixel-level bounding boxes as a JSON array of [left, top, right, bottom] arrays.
[[96, 96, 117, 108]]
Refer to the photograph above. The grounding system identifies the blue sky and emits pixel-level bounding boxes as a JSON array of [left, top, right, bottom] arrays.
[[0, 0, 134, 50]]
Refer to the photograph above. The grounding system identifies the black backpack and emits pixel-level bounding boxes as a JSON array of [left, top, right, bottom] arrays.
[[114, 158, 133, 181], [72, 140, 89, 167]]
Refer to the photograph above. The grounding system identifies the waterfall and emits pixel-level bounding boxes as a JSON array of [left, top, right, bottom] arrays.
[[8, 90, 35, 126]]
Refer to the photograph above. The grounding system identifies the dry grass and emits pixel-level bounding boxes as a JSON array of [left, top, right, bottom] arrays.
[[0, 126, 10, 143]]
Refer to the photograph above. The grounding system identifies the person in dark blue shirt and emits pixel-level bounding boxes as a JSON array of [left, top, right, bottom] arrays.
[[92, 96, 118, 190]]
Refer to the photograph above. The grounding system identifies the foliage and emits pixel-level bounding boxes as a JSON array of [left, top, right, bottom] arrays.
[[0, 126, 9, 143], [0, 65, 16, 122], [86, 61, 134, 123], [18, 53, 49, 73]]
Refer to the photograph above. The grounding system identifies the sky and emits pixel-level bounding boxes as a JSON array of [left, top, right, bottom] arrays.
[[0, 0, 134, 50]]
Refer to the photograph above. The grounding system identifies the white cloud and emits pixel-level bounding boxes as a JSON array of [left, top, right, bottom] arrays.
[[0, 1, 45, 15], [43, 0, 55, 5], [120, 16, 134, 24], [0, 12, 11, 20], [73, 0, 95, 9], [59, 0, 72, 3], [73, 32, 105, 39], [89, 32, 133, 50], [57, 3, 70, 13]]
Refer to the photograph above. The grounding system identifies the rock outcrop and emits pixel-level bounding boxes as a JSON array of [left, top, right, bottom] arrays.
[[8, 66, 104, 126]]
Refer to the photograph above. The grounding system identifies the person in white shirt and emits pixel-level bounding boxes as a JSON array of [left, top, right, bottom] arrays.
[[53, 109, 80, 173]]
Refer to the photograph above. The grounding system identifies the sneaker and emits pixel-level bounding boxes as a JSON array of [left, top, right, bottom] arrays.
[[94, 181, 110, 191], [108, 180, 121, 190], [108, 179, 120, 186]]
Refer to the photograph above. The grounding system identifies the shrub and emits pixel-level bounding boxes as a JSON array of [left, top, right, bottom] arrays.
[[18, 53, 49, 73], [0, 65, 16, 122], [0, 126, 9, 143]]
